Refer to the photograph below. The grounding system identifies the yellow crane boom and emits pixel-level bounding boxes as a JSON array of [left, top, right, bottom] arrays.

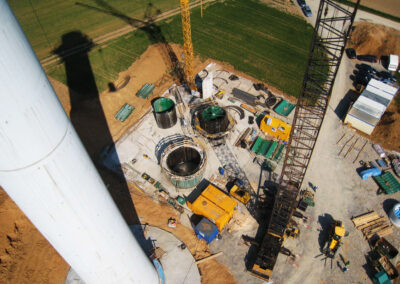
[[180, 0, 195, 89]]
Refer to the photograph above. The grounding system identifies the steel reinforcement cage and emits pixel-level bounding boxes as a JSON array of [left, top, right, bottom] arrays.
[[251, 0, 360, 280]]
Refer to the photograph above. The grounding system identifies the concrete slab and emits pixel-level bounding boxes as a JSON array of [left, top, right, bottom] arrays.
[[100, 62, 291, 200], [130, 225, 201, 284], [98, 62, 309, 283], [65, 225, 201, 284]]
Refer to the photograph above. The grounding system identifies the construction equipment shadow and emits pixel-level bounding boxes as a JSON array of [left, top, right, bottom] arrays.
[[244, 182, 278, 270], [383, 198, 398, 217], [317, 213, 334, 251]]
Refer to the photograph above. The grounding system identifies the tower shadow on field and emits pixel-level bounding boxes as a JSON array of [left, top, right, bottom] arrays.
[[52, 31, 143, 230], [75, 0, 185, 84]]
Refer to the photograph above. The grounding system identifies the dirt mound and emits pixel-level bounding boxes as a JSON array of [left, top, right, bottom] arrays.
[[371, 101, 400, 151], [349, 22, 400, 57], [0, 189, 69, 284]]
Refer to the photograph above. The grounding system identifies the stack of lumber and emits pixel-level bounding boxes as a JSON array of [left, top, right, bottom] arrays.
[[352, 211, 393, 239], [379, 256, 397, 278]]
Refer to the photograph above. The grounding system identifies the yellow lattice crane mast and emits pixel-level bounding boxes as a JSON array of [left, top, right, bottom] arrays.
[[180, 0, 195, 90]]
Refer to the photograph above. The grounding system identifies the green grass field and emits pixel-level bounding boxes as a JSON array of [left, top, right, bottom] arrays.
[[45, 0, 313, 97], [47, 30, 152, 93], [190, 1, 314, 97], [9, 0, 180, 60]]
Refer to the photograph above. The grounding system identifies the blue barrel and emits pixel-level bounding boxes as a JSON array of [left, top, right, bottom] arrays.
[[219, 167, 225, 175], [194, 218, 219, 243]]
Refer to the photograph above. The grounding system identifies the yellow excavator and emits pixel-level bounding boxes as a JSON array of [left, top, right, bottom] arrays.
[[322, 219, 348, 258]]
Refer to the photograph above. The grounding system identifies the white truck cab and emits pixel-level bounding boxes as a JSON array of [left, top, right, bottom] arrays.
[[388, 54, 399, 72]]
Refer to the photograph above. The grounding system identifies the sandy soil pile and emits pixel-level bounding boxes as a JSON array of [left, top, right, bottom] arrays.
[[0, 43, 235, 284], [371, 101, 400, 151], [348, 23, 400, 151], [349, 22, 400, 57], [0, 189, 68, 283]]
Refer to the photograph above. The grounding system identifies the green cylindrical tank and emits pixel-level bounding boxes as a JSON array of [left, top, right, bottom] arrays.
[[199, 106, 229, 134], [152, 97, 177, 129]]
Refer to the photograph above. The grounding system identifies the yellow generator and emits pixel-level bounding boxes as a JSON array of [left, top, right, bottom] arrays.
[[259, 114, 291, 142]]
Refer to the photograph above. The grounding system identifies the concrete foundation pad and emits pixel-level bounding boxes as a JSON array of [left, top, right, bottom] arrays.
[[66, 225, 201, 284], [130, 225, 201, 284]]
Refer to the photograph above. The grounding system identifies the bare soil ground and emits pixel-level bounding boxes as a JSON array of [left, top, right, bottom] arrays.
[[0, 190, 68, 284], [349, 22, 400, 57], [372, 102, 400, 152]]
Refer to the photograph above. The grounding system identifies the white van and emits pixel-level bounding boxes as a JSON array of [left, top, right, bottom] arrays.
[[388, 54, 399, 71]]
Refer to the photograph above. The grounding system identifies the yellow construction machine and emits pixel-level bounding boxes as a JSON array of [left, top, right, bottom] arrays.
[[229, 183, 251, 205], [322, 219, 348, 258]]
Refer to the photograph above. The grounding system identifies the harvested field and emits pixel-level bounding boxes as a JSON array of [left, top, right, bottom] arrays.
[[349, 0, 400, 18]]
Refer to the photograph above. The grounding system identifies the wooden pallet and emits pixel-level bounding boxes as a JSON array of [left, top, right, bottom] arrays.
[[352, 211, 392, 239], [352, 211, 380, 226]]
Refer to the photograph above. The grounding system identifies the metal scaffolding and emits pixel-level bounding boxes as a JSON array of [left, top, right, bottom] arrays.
[[250, 0, 360, 280]]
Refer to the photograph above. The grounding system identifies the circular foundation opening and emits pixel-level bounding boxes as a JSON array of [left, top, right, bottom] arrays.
[[166, 147, 201, 176], [153, 97, 175, 113]]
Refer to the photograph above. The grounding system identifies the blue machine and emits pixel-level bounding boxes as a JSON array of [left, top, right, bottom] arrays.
[[195, 218, 219, 243], [360, 167, 381, 180]]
